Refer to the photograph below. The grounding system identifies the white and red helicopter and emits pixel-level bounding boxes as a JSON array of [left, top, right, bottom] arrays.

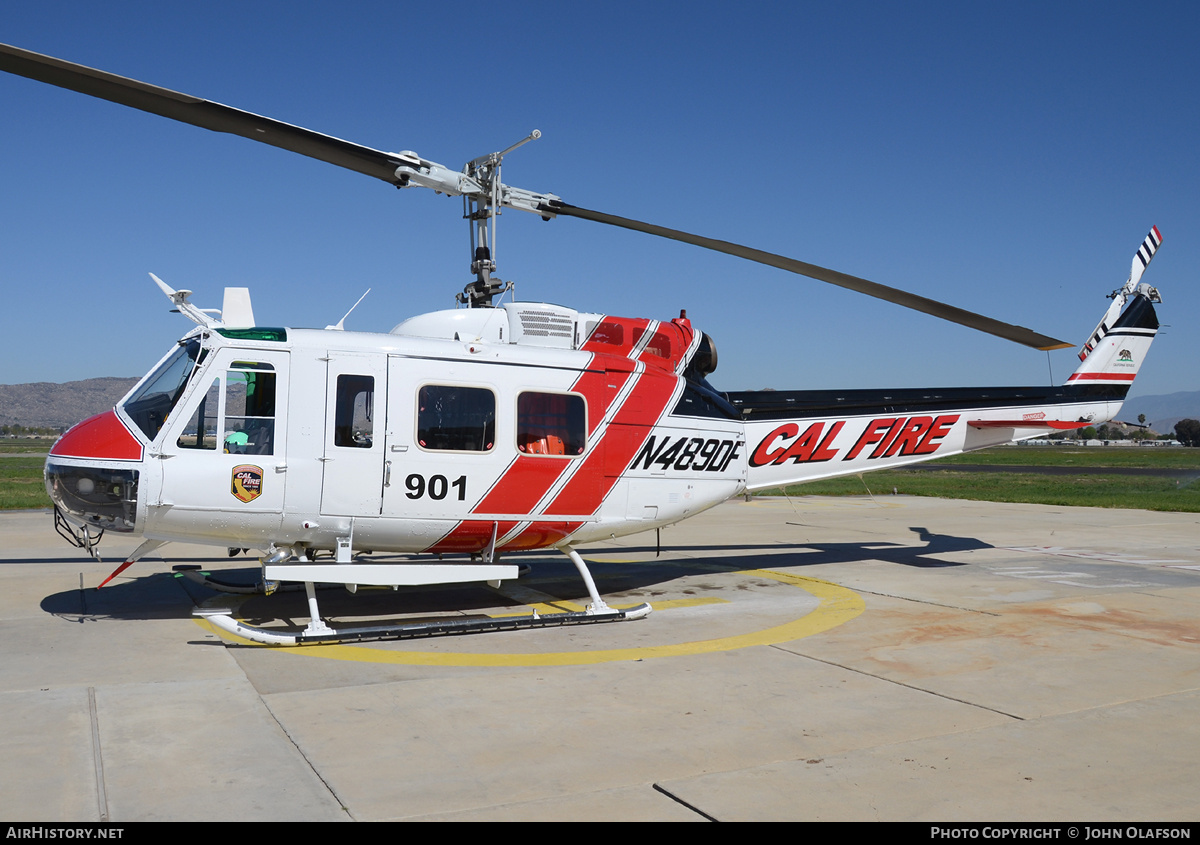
[[0, 44, 1164, 645]]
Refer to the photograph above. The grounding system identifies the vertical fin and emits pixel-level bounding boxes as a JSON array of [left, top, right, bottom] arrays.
[[1079, 226, 1162, 361]]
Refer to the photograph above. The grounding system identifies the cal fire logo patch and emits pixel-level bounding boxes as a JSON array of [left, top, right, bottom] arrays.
[[231, 465, 264, 502]]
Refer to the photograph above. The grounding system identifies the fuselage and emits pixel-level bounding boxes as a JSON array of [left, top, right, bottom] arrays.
[[44, 303, 745, 555], [44, 290, 1157, 560]]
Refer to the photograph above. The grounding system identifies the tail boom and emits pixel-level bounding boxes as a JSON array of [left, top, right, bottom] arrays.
[[736, 286, 1159, 493], [737, 385, 1126, 492]]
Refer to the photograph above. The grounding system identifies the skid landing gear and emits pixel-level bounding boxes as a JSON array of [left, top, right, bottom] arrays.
[[196, 602, 651, 646], [192, 543, 651, 646]]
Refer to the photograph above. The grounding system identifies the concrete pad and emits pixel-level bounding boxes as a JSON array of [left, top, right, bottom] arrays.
[[2, 497, 1199, 821], [0, 567, 239, 692], [411, 784, 705, 821], [96, 679, 346, 821], [783, 591, 1200, 719], [659, 690, 1200, 821], [0, 688, 100, 820], [260, 647, 1004, 820]]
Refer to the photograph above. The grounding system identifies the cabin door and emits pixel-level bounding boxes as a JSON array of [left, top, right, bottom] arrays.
[[155, 348, 290, 524], [319, 353, 388, 516]]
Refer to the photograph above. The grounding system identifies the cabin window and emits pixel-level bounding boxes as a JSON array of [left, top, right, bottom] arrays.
[[222, 363, 276, 455], [177, 378, 221, 450], [334, 375, 374, 448], [417, 385, 495, 452], [517, 392, 586, 456], [586, 320, 625, 347], [632, 327, 672, 359]]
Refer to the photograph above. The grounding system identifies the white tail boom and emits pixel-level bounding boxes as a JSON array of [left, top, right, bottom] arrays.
[[740, 231, 1162, 492]]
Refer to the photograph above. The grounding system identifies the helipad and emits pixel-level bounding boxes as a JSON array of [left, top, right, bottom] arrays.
[[2, 496, 1198, 821]]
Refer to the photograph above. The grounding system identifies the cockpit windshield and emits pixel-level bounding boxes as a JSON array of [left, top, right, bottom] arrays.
[[122, 337, 206, 441]]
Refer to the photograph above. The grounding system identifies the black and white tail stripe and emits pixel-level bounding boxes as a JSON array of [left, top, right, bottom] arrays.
[[1137, 225, 1163, 269], [1080, 332, 1106, 361], [1079, 225, 1163, 361]]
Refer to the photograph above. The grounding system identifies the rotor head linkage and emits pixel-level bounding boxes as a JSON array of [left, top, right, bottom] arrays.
[[463, 130, 542, 307], [393, 131, 550, 307]]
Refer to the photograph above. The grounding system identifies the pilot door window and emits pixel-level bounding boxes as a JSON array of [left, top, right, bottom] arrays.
[[177, 378, 221, 450], [417, 385, 495, 452], [177, 363, 277, 455], [517, 392, 586, 456]]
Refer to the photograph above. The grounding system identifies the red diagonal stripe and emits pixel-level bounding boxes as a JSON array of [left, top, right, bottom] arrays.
[[1067, 372, 1136, 382], [544, 366, 678, 516]]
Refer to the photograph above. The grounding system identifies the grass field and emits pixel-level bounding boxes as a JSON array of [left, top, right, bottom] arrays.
[[930, 446, 1200, 469], [0, 455, 52, 509], [763, 446, 1200, 513], [5, 442, 1200, 512], [0, 438, 57, 508], [0, 438, 57, 455]]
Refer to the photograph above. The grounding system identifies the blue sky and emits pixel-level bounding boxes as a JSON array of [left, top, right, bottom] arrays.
[[1, 1, 1196, 403]]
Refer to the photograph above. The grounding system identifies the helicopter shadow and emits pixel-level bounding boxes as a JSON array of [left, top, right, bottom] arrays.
[[597, 525, 989, 571], [37, 555, 258, 623], [36, 526, 987, 626]]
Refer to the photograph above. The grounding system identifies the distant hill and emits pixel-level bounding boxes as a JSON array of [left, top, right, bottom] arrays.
[[0, 377, 139, 430], [3, 378, 1197, 436], [1119, 390, 1200, 433]]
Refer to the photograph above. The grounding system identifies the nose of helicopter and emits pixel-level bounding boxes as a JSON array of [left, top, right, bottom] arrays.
[[49, 410, 143, 461], [44, 410, 142, 533]]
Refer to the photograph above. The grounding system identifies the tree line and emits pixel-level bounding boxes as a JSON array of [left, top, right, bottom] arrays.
[[0, 425, 62, 437], [1176, 419, 1200, 447]]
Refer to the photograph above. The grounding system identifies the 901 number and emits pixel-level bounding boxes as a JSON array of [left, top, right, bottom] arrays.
[[405, 473, 467, 501]]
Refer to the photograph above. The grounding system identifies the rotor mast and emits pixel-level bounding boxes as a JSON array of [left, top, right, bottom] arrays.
[[393, 130, 551, 308], [462, 130, 541, 307]]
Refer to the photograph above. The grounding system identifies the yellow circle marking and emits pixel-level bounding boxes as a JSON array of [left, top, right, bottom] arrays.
[[195, 569, 864, 666]]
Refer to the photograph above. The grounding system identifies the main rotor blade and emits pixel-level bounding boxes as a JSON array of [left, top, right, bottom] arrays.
[[0, 42, 404, 184], [545, 202, 1072, 351], [0, 42, 1074, 351]]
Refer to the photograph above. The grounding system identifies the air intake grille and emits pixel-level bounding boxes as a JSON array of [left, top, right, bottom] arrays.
[[518, 309, 574, 339]]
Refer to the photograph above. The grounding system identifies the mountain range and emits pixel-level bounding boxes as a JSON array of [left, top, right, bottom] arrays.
[[2, 378, 1198, 435], [1119, 390, 1200, 434], [0, 377, 139, 430]]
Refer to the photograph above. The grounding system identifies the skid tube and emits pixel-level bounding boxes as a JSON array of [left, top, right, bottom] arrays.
[[196, 602, 653, 646]]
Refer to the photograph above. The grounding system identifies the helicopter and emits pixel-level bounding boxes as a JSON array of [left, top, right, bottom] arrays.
[[0, 43, 1163, 645]]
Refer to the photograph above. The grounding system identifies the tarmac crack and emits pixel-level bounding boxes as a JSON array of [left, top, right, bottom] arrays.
[[652, 783, 719, 821], [850, 589, 1003, 615], [771, 646, 1025, 720], [258, 697, 356, 821]]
